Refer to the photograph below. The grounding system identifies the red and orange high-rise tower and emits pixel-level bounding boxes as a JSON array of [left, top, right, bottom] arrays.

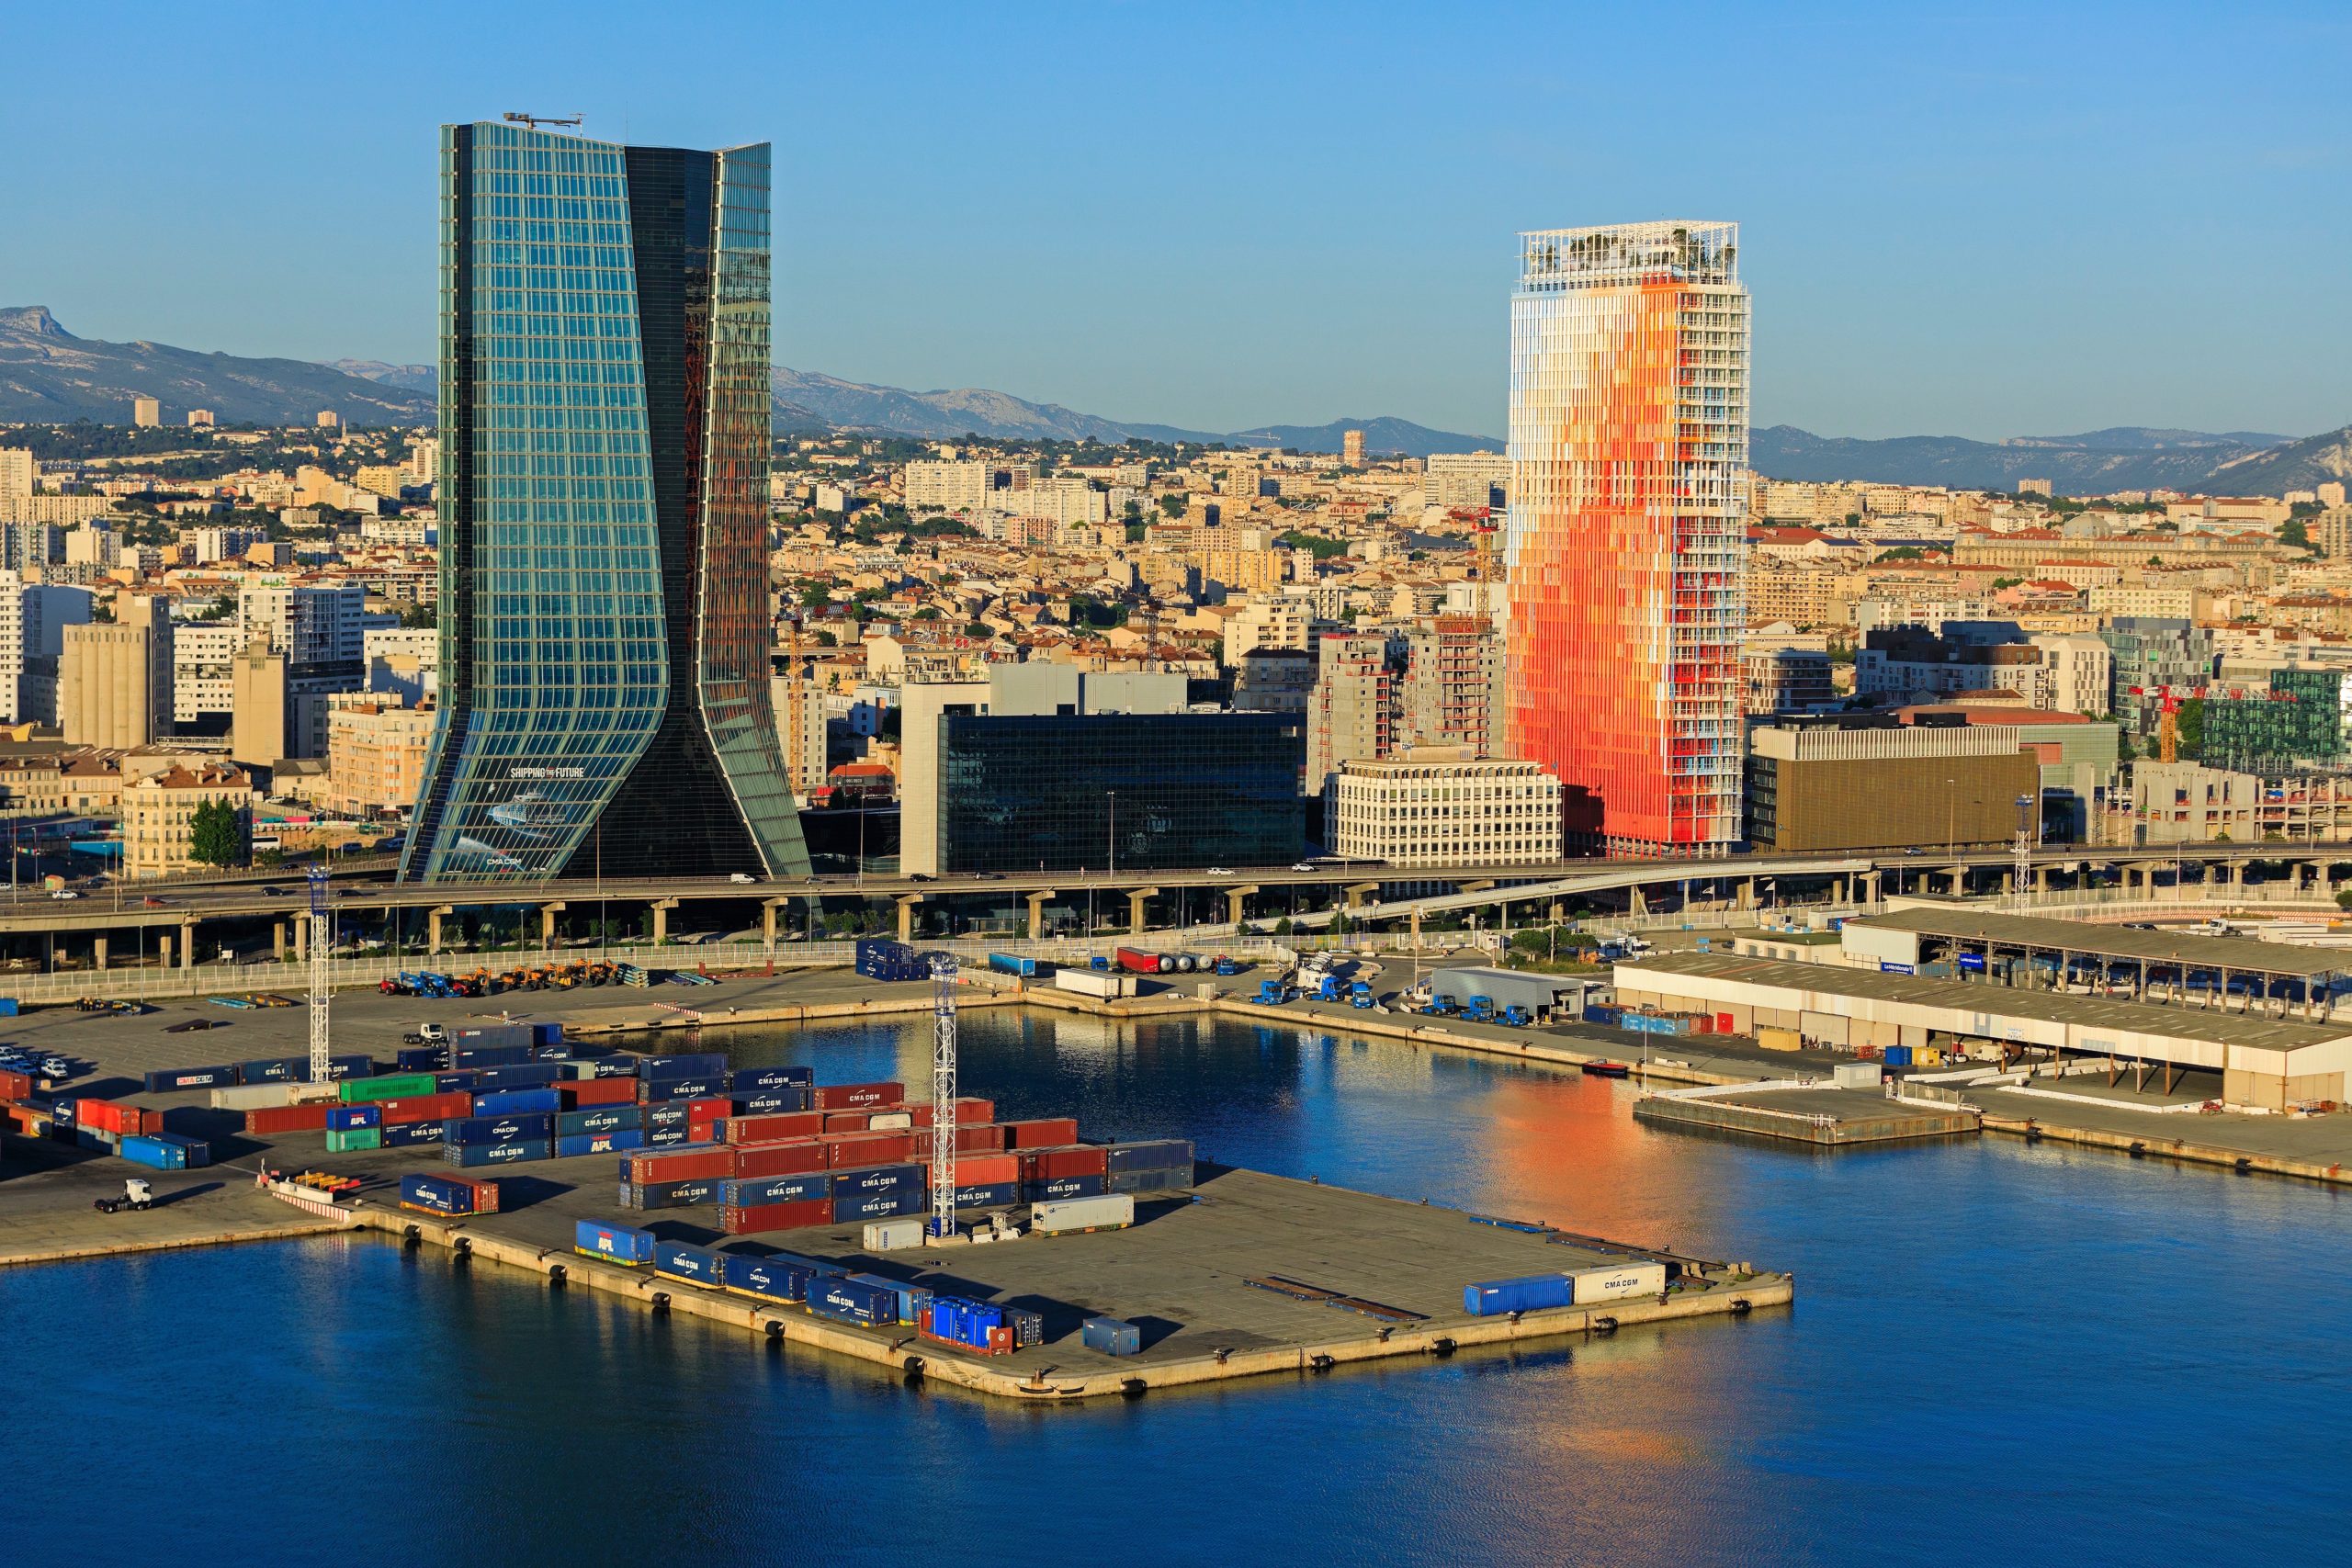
[[1504, 221, 1749, 854]]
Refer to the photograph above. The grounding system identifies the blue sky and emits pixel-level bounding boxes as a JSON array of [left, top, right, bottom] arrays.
[[3, 1, 2346, 441]]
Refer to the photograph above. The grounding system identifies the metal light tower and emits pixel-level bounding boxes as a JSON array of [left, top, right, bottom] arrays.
[[2014, 794, 2036, 907], [929, 953, 959, 1238], [307, 867, 332, 1083]]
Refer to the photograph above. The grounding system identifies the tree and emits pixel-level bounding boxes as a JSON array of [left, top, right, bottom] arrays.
[[2280, 517, 2312, 551], [399, 601, 435, 629], [187, 798, 248, 869]]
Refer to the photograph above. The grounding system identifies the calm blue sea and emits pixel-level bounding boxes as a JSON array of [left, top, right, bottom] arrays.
[[4, 1009, 2345, 1565]]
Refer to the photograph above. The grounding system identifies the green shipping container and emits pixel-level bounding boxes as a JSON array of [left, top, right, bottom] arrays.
[[340, 1074, 437, 1104], [324, 1126, 383, 1153]]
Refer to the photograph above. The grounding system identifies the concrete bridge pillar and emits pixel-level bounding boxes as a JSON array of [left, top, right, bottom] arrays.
[[1862, 870, 1882, 905], [1127, 887, 1159, 934], [1737, 877, 1756, 910], [292, 917, 308, 963], [92, 935, 107, 971], [1227, 886, 1256, 926], [180, 919, 196, 970], [428, 904, 453, 955], [2035, 865, 2051, 893], [1345, 882, 1380, 911], [1025, 890, 1054, 939], [763, 897, 789, 947], [896, 894, 923, 943], [274, 919, 288, 962], [650, 897, 678, 945], [1629, 885, 1648, 918], [158, 931, 172, 970], [540, 901, 565, 948], [1409, 908, 1422, 948], [1947, 868, 1966, 897]]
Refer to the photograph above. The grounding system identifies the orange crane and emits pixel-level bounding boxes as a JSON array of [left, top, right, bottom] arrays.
[[1449, 506, 1498, 581], [2128, 683, 2185, 764]]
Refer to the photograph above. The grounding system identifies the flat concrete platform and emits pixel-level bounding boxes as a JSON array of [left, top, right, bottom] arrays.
[[1633, 1085, 1977, 1147]]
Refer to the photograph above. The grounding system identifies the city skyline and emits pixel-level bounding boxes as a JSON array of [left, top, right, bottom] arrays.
[[2, 3, 2346, 443]]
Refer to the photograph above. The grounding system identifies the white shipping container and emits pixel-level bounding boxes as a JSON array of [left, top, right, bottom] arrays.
[[208, 1083, 296, 1111], [1030, 1192, 1136, 1234], [863, 1218, 925, 1251], [1832, 1062, 1883, 1090], [1567, 1262, 1668, 1303], [868, 1111, 913, 1131], [1054, 968, 1134, 999]]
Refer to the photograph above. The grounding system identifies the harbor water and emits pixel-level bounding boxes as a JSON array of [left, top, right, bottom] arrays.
[[4, 1009, 2346, 1564]]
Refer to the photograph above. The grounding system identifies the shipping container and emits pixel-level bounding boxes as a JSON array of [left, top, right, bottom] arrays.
[[1004, 1307, 1045, 1348], [119, 1134, 187, 1169], [1114, 947, 1163, 975], [621, 1145, 734, 1185], [863, 1218, 925, 1251], [400, 1173, 477, 1215], [854, 937, 932, 983], [830, 1163, 922, 1197], [821, 1110, 874, 1134], [720, 1170, 831, 1207], [574, 1219, 655, 1264], [946, 1179, 1019, 1209], [1082, 1315, 1141, 1356], [831, 1188, 922, 1224], [1463, 1274, 1574, 1316], [825, 1131, 916, 1168], [243, 1101, 334, 1135], [639, 1075, 723, 1102], [472, 1063, 564, 1090], [721, 1251, 810, 1300], [1757, 1025, 1804, 1054], [728, 1111, 826, 1145], [807, 1277, 895, 1325], [1053, 967, 1133, 999], [324, 1105, 381, 1132], [1883, 1045, 1914, 1067], [1023, 1145, 1109, 1180], [987, 952, 1041, 977], [444, 1112, 556, 1145], [811, 1080, 905, 1111], [952, 1122, 1005, 1154], [731, 1065, 815, 1092], [1107, 1167, 1190, 1196], [0, 1067, 31, 1100], [929, 1150, 1020, 1187], [1104, 1139, 1193, 1175], [561, 1077, 640, 1109], [444, 1138, 548, 1168], [393, 1047, 444, 1073], [380, 1119, 449, 1148], [325, 1125, 383, 1154], [1026, 1172, 1106, 1202], [639, 1052, 728, 1080], [141, 1064, 239, 1093], [240, 1056, 311, 1085], [458, 1176, 502, 1213], [376, 1091, 475, 1125], [1002, 1118, 1080, 1149], [653, 1241, 725, 1287], [625, 1175, 722, 1209], [556, 1129, 646, 1158], [556, 1106, 643, 1137], [842, 1271, 926, 1325], [1566, 1262, 1668, 1303], [732, 1139, 826, 1179], [1030, 1192, 1134, 1234], [339, 1072, 438, 1103], [717, 1198, 834, 1235], [922, 1295, 1006, 1350]]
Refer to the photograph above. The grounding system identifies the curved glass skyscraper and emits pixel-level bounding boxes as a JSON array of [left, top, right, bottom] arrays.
[[402, 122, 809, 884]]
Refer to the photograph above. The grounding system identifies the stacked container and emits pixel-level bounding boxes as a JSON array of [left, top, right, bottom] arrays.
[[1104, 1139, 1194, 1195]]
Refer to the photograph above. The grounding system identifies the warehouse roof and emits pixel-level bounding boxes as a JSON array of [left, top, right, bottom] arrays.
[[1848, 907, 2342, 979], [1619, 950, 2352, 1055]]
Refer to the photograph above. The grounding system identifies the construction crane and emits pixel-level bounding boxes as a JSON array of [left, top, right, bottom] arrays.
[[306, 867, 332, 1084], [2128, 683, 2185, 765], [786, 614, 808, 798], [503, 111, 584, 130], [1450, 506, 1498, 581], [928, 953, 959, 1240]]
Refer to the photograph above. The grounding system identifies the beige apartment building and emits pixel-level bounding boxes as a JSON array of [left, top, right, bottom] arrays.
[[120, 761, 254, 878], [324, 699, 434, 814], [1327, 752, 1563, 868], [61, 598, 173, 750]]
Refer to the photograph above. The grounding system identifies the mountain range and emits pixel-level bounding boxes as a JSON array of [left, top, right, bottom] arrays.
[[2, 307, 2346, 491]]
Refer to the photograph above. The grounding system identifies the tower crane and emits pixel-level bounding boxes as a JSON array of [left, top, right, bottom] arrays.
[[306, 867, 332, 1084], [503, 111, 584, 130], [2128, 684, 2185, 765], [928, 954, 959, 1239]]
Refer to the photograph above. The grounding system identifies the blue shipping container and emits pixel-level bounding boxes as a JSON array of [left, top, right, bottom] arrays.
[[401, 1174, 475, 1214], [1027, 1173, 1106, 1202], [119, 1134, 187, 1169], [380, 1119, 448, 1148], [842, 1271, 924, 1325], [473, 1088, 562, 1115], [721, 1253, 809, 1303], [628, 1176, 721, 1209], [325, 1105, 381, 1132], [325, 1054, 373, 1080], [451, 1044, 533, 1070], [574, 1219, 655, 1264], [721, 1171, 830, 1207], [1082, 1315, 1141, 1356], [142, 1064, 238, 1092], [642, 1075, 722, 1101], [945, 1179, 1020, 1210], [808, 1278, 894, 1325], [473, 1064, 563, 1090], [153, 1133, 210, 1168], [557, 1106, 643, 1136], [643, 1102, 690, 1132], [445, 1112, 556, 1145], [435, 1071, 475, 1092], [588, 1057, 639, 1079], [730, 1066, 814, 1092], [556, 1129, 646, 1158], [653, 1241, 725, 1287], [732, 1089, 809, 1115], [829, 1163, 922, 1197], [643, 1126, 691, 1148], [1105, 1140, 1193, 1174], [239, 1057, 310, 1084], [1884, 1045, 1914, 1066], [531, 1022, 565, 1046], [639, 1053, 727, 1079], [831, 1189, 922, 1224], [1109, 1168, 1189, 1196], [394, 1047, 443, 1072], [443, 1139, 550, 1168], [1464, 1274, 1575, 1316]]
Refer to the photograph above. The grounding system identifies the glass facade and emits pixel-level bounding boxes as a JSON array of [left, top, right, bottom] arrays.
[[1504, 221, 1748, 854], [936, 713, 1305, 874], [403, 125, 808, 884]]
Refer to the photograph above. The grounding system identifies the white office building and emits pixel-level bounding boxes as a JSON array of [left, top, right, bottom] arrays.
[[1327, 752, 1564, 868]]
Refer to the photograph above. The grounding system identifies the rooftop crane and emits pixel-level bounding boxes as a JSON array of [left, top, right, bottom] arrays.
[[503, 111, 585, 130]]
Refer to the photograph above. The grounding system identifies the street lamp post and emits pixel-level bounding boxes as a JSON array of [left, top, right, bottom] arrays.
[[1107, 791, 1117, 879]]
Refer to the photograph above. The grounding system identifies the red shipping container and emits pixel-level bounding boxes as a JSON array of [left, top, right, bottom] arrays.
[[1023, 1145, 1109, 1181], [562, 1077, 639, 1108], [718, 1197, 833, 1235], [822, 1110, 873, 1133], [908, 1097, 999, 1130], [1002, 1118, 1079, 1149], [732, 1138, 827, 1178], [811, 1080, 904, 1111], [377, 1091, 473, 1125], [458, 1177, 502, 1213], [0, 1068, 30, 1100], [824, 1130, 915, 1168], [1715, 1012, 1735, 1035], [927, 1151, 1020, 1187], [688, 1121, 719, 1147], [956, 1122, 1004, 1153], [622, 1146, 733, 1184], [728, 1111, 824, 1145], [244, 1102, 333, 1134]]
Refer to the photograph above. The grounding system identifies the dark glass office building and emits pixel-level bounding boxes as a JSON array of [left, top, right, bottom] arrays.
[[936, 713, 1306, 874], [403, 122, 808, 883]]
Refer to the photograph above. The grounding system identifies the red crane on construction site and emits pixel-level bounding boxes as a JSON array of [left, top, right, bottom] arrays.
[[2128, 683, 2185, 764]]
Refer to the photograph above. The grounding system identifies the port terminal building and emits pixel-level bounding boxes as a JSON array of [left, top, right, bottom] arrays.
[[1613, 909, 2352, 1111]]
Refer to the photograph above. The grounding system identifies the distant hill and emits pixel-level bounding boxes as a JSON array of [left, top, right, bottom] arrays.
[[1202, 416, 1498, 459], [772, 367, 1156, 445], [330, 358, 436, 396], [2202, 426, 2352, 495], [1748, 423, 2341, 494], [0, 308, 433, 426]]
